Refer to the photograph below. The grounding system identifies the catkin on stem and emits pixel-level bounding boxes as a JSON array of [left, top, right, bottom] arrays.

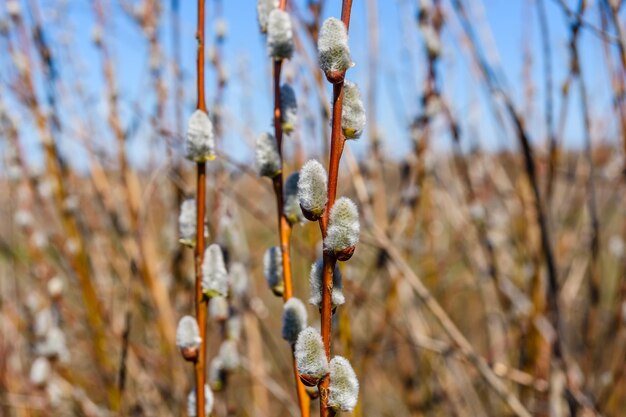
[[263, 246, 284, 296], [256, 132, 281, 178], [186, 110, 215, 162], [318, 17, 352, 81], [341, 81, 366, 139], [267, 9, 293, 60], [298, 159, 328, 221], [309, 258, 345, 308], [201, 244, 229, 298], [284, 172, 304, 226], [282, 297, 308, 345], [324, 197, 360, 257], [328, 356, 359, 412], [294, 327, 329, 385]]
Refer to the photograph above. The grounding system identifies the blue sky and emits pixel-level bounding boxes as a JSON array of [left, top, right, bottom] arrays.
[[2, 0, 621, 170]]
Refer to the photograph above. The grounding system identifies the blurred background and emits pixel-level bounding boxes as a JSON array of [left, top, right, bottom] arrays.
[[1, 0, 625, 416]]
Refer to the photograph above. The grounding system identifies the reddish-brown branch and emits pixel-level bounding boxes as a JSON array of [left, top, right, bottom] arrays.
[[194, 0, 208, 415], [270, 11, 310, 415], [317, 3, 354, 413]]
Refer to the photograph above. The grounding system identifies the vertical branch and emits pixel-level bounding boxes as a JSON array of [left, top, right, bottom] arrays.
[[270, 3, 311, 416], [195, 0, 208, 414], [318, 4, 353, 416]]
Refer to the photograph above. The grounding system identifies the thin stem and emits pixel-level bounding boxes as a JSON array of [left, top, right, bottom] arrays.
[[195, 0, 208, 415], [270, 5, 310, 414]]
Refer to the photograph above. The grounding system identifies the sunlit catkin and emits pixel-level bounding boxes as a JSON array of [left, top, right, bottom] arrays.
[[324, 197, 360, 259], [267, 9, 293, 60], [294, 327, 329, 386], [201, 244, 229, 298], [328, 356, 359, 412], [263, 246, 284, 296], [186, 109, 215, 162], [298, 159, 328, 221], [341, 81, 366, 139], [309, 258, 345, 308], [282, 297, 308, 345], [256, 132, 281, 178], [318, 17, 352, 82], [176, 315, 201, 361]]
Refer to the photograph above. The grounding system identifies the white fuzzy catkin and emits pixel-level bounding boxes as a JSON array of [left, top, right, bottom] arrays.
[[328, 356, 359, 412], [202, 244, 229, 298], [209, 296, 229, 321], [30, 357, 50, 387], [37, 327, 69, 361], [280, 84, 298, 134], [341, 81, 366, 139], [176, 315, 201, 350], [47, 276, 64, 298], [298, 160, 328, 218], [263, 246, 284, 296], [267, 9, 293, 59], [318, 17, 352, 74], [309, 258, 345, 308], [295, 327, 329, 379], [229, 262, 249, 300], [282, 297, 308, 344], [186, 110, 215, 162], [218, 340, 240, 371], [324, 197, 360, 253], [256, 0, 279, 33], [256, 132, 281, 178], [187, 384, 214, 417], [284, 172, 304, 225], [179, 199, 197, 247]]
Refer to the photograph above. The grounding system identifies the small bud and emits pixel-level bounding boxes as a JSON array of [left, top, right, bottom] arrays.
[[295, 327, 329, 386], [209, 358, 225, 391], [202, 244, 229, 298], [256, 132, 281, 178], [267, 9, 294, 60], [280, 84, 298, 134], [324, 197, 360, 259], [318, 18, 352, 83], [30, 357, 50, 387], [309, 258, 344, 308], [229, 262, 249, 300], [218, 340, 240, 371], [176, 316, 201, 361], [284, 172, 304, 226], [282, 297, 308, 345], [298, 160, 328, 221], [179, 199, 197, 247], [187, 384, 214, 417], [256, 0, 279, 33], [186, 110, 215, 162], [263, 246, 284, 296], [47, 276, 64, 299], [328, 356, 359, 412], [209, 296, 229, 322], [341, 81, 366, 139], [7, 0, 21, 19]]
